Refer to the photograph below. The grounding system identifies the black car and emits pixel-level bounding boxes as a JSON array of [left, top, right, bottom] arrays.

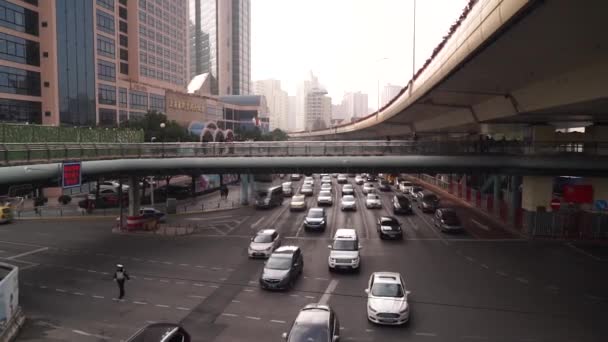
[[126, 323, 190, 342], [434, 208, 464, 233], [376, 216, 403, 239], [260, 246, 304, 290], [392, 194, 413, 215], [366, 175, 377, 182], [378, 180, 391, 191], [282, 304, 340, 342], [419, 193, 440, 213], [303, 208, 327, 231]]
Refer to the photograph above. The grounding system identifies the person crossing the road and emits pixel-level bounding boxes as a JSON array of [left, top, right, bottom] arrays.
[[113, 264, 130, 299]]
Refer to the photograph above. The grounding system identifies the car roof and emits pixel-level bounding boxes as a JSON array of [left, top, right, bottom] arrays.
[[296, 305, 331, 325], [258, 229, 276, 235], [319, 190, 331, 195], [372, 272, 402, 284], [379, 216, 398, 223], [334, 228, 357, 239], [282, 182, 292, 186], [274, 245, 299, 254]]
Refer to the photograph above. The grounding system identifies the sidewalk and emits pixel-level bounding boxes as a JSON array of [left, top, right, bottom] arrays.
[[405, 175, 524, 239], [15, 183, 242, 219]]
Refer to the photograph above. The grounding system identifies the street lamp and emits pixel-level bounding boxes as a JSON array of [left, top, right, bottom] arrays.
[[160, 123, 166, 157]]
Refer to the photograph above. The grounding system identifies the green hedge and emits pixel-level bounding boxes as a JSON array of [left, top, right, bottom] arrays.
[[0, 124, 144, 143]]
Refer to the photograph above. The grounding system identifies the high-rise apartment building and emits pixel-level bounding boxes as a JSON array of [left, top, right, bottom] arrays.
[[381, 83, 402, 107], [189, 0, 250, 96], [305, 87, 331, 131], [254, 79, 288, 131], [341, 91, 368, 122], [287, 95, 296, 132]]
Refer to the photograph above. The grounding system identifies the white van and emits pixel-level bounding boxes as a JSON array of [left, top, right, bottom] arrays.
[[328, 228, 361, 271]]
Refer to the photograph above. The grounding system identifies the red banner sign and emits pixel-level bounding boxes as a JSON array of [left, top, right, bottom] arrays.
[[563, 184, 593, 204], [62, 162, 82, 188]]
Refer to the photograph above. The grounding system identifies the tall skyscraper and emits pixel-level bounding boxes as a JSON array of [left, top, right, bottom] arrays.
[[305, 87, 331, 130], [287, 95, 296, 132], [341, 92, 368, 122], [382, 84, 402, 107], [189, 0, 250, 96], [254, 79, 288, 131]]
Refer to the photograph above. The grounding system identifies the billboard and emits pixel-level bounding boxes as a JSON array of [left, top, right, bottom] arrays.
[[62, 162, 82, 188]]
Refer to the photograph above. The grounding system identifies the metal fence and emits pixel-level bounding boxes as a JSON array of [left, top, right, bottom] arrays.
[[1, 140, 606, 165], [523, 210, 608, 240]]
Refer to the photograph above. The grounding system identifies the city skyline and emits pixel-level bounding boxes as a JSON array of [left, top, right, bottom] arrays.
[[251, 0, 469, 109]]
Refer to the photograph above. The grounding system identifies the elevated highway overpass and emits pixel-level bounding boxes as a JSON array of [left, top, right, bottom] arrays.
[[289, 0, 608, 139]]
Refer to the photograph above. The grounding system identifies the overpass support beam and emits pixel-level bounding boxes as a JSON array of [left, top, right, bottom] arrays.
[[240, 174, 250, 206], [509, 176, 522, 225], [493, 175, 501, 216], [522, 176, 553, 212], [128, 176, 141, 216]]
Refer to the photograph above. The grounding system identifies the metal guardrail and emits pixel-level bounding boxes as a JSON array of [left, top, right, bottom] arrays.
[[0, 140, 606, 165]]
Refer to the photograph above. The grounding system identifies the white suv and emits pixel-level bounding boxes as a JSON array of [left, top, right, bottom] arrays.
[[328, 229, 361, 271], [365, 272, 411, 325]]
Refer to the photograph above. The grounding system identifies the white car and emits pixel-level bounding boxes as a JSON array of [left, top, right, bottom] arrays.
[[362, 182, 375, 194], [342, 184, 354, 196], [320, 183, 332, 192], [317, 190, 333, 206], [321, 176, 331, 184], [365, 194, 382, 209], [139, 207, 167, 222], [340, 195, 356, 211], [303, 177, 314, 186], [248, 229, 281, 258], [337, 174, 348, 184], [399, 181, 414, 194], [355, 175, 364, 185], [328, 229, 361, 271], [366, 272, 411, 325], [290, 194, 307, 211], [290, 174, 301, 181], [301, 184, 314, 196]]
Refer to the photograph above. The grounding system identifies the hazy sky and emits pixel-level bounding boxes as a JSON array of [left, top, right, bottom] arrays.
[[251, 0, 469, 109]]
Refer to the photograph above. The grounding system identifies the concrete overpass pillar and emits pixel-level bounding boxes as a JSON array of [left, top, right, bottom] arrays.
[[128, 176, 141, 216], [522, 176, 553, 212], [240, 174, 250, 206], [493, 175, 501, 216], [509, 175, 522, 224]]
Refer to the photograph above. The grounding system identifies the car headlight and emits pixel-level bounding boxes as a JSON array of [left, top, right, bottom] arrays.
[[320, 220, 325, 225], [265, 246, 273, 251], [368, 305, 377, 313], [399, 306, 409, 314]]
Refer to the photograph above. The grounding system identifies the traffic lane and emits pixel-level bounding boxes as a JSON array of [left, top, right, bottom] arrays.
[[452, 240, 608, 307]]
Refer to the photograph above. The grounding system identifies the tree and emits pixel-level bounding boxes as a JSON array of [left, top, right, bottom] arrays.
[[123, 111, 198, 142], [263, 128, 288, 141]]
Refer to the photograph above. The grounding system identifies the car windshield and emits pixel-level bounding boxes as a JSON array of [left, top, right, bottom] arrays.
[[413, 187, 423, 192], [342, 195, 355, 201], [307, 210, 324, 218], [332, 240, 357, 251], [402, 182, 412, 187], [288, 321, 329, 342], [371, 283, 404, 297], [397, 197, 410, 206], [265, 256, 292, 270], [253, 234, 273, 243], [292, 195, 305, 202], [442, 212, 460, 223], [343, 185, 353, 189], [257, 191, 268, 197], [319, 190, 331, 196], [367, 194, 379, 200], [381, 219, 399, 226], [302, 185, 312, 189]]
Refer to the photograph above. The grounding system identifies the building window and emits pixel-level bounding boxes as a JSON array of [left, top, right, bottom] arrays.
[[96, 10, 114, 34], [149, 94, 165, 113], [129, 90, 147, 110], [119, 62, 128, 75], [0, 98, 41, 123], [119, 7, 127, 20], [0, 0, 38, 36], [97, 59, 116, 82], [119, 48, 128, 61], [98, 84, 116, 105], [119, 34, 128, 47], [0, 32, 39, 66], [119, 109, 128, 123], [0, 65, 40, 96], [96, 0, 114, 11], [119, 88, 127, 107], [119, 0, 127, 6], [96, 34, 115, 58], [119, 20, 127, 33], [99, 108, 117, 126]]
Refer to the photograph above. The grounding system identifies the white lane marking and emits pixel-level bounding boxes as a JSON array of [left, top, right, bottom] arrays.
[[231, 300, 240, 303], [315, 277, 329, 281], [189, 295, 207, 299], [244, 289, 254, 292], [290, 294, 299, 297], [185, 215, 234, 221], [209, 285, 219, 288], [471, 219, 490, 231], [92, 295, 104, 299], [133, 301, 148, 305], [406, 217, 419, 231], [196, 265, 206, 268], [72, 329, 111, 340], [415, 332, 437, 337], [319, 279, 339, 305], [496, 271, 508, 277], [365, 329, 374, 333], [148, 260, 158, 263], [222, 313, 238, 317], [295, 222, 305, 237], [480, 264, 489, 269], [163, 261, 173, 265], [251, 216, 265, 229], [7, 246, 48, 260], [72, 330, 91, 337], [160, 280, 170, 283], [156, 304, 170, 308], [87, 270, 97, 273], [176, 281, 186, 285], [516, 277, 529, 284], [585, 294, 605, 301], [193, 283, 205, 287], [39, 285, 47, 289], [271, 320, 287, 324], [245, 316, 261, 320], [73, 292, 84, 296], [177, 307, 191, 311], [179, 264, 190, 267], [304, 296, 315, 299], [143, 277, 153, 281], [566, 242, 604, 261], [465, 256, 475, 262], [55, 288, 66, 293]]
